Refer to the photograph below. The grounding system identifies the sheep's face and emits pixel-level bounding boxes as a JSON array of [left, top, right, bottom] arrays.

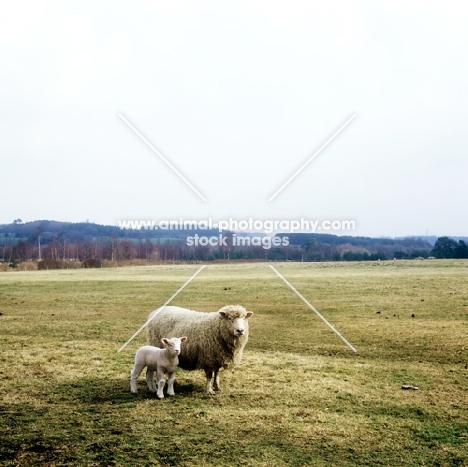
[[219, 309, 253, 337], [162, 336, 187, 355]]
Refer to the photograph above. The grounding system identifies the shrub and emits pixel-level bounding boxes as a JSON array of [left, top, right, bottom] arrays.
[[82, 259, 102, 268], [37, 258, 77, 270], [16, 262, 38, 271]]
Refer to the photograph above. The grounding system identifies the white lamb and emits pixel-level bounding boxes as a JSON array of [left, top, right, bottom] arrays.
[[130, 337, 187, 398]]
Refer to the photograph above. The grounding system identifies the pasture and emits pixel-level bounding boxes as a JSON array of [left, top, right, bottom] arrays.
[[0, 261, 467, 466]]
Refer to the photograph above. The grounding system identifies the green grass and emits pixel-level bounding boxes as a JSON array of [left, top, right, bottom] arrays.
[[0, 261, 467, 466]]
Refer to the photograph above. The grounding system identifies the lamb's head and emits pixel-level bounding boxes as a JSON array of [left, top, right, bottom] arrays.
[[218, 305, 253, 337], [161, 337, 187, 355]]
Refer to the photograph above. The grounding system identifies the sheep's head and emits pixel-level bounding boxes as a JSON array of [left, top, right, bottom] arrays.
[[161, 336, 187, 355], [218, 305, 253, 337]]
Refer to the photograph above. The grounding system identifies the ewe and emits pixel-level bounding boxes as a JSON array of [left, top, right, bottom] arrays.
[[130, 336, 187, 398], [146, 305, 253, 394]]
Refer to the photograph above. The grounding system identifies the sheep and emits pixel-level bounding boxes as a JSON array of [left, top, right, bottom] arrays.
[[130, 336, 187, 398], [146, 305, 253, 395]]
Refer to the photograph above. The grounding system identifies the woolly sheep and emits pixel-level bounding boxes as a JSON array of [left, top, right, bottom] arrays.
[[130, 337, 187, 398], [146, 305, 253, 395]]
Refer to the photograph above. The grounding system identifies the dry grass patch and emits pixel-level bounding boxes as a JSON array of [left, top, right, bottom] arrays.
[[1, 261, 467, 466]]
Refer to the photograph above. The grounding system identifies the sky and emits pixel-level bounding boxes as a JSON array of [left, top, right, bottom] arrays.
[[1, 0, 468, 237]]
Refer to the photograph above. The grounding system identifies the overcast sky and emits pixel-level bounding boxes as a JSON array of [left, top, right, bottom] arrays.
[[2, 1, 467, 237]]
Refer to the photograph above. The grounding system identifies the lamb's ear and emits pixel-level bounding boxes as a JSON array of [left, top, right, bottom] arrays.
[[245, 312, 253, 319], [218, 311, 227, 319], [180, 336, 187, 343], [161, 338, 169, 346]]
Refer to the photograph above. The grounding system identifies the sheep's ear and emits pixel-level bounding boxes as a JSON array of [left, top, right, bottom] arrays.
[[161, 338, 169, 346], [180, 336, 187, 343], [245, 311, 253, 319], [218, 311, 227, 319]]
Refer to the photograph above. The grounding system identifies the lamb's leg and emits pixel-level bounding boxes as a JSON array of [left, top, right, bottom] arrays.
[[204, 369, 216, 395], [146, 369, 157, 393], [157, 379, 166, 399], [212, 369, 221, 392], [156, 368, 166, 399], [167, 372, 176, 396], [130, 363, 145, 394]]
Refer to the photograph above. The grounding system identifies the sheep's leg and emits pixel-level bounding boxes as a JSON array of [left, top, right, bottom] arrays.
[[130, 363, 145, 394], [156, 368, 166, 399], [146, 369, 157, 393], [212, 369, 221, 392], [204, 369, 216, 395], [167, 372, 176, 396], [156, 379, 166, 399]]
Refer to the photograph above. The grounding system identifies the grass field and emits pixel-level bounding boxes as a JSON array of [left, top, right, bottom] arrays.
[[1, 261, 467, 466]]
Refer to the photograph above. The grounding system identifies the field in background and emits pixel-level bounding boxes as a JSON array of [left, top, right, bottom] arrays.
[[1, 261, 467, 466]]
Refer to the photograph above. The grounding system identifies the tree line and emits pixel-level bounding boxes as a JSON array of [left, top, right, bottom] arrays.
[[430, 236, 468, 259], [1, 220, 465, 266]]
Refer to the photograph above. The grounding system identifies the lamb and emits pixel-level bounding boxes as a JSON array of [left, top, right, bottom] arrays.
[[146, 305, 253, 395], [130, 336, 187, 398]]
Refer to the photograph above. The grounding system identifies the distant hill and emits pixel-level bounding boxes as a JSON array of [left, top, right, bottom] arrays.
[[0, 220, 217, 244], [1, 220, 464, 264], [0, 220, 452, 249], [0, 220, 446, 249], [284, 232, 432, 249]]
